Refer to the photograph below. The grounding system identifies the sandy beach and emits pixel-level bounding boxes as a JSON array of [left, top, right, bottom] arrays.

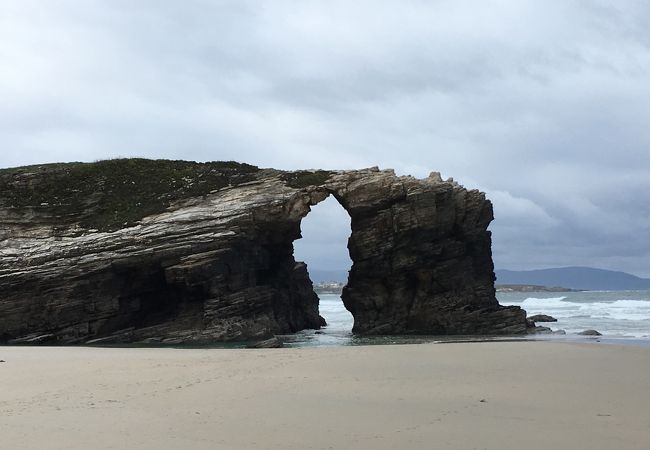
[[1, 342, 649, 450]]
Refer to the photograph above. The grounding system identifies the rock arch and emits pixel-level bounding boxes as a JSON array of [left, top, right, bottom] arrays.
[[298, 169, 527, 336], [0, 161, 527, 344]]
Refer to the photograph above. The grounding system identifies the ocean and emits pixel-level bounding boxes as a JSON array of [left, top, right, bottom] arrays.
[[498, 290, 650, 338], [281, 291, 650, 347]]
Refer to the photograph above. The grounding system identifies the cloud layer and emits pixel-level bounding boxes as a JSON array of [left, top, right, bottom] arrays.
[[2, 1, 649, 275]]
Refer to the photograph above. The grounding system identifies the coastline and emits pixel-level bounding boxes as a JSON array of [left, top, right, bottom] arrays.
[[2, 341, 649, 450]]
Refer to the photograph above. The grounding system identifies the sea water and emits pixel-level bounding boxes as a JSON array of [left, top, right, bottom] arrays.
[[280, 293, 354, 347], [498, 290, 650, 338], [281, 291, 650, 347]]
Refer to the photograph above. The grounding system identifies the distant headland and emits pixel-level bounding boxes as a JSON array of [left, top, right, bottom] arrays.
[[496, 267, 650, 291]]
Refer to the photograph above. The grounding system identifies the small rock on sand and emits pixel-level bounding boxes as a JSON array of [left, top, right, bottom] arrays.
[[578, 329, 602, 336], [247, 337, 283, 348]]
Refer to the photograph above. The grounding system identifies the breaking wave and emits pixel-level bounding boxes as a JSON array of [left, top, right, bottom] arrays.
[[499, 291, 650, 337]]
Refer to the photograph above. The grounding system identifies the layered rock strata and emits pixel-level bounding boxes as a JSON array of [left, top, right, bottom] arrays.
[[0, 159, 527, 344]]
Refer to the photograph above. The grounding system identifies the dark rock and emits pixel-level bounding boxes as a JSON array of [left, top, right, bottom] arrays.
[[247, 337, 283, 348], [314, 331, 325, 335], [527, 326, 553, 334], [0, 160, 527, 344], [578, 329, 602, 336], [528, 314, 558, 323]]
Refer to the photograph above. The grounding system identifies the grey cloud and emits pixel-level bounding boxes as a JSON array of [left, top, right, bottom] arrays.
[[1, 0, 650, 275]]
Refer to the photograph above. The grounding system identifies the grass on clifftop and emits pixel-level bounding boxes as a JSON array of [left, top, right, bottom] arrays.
[[281, 170, 333, 188], [0, 158, 260, 232]]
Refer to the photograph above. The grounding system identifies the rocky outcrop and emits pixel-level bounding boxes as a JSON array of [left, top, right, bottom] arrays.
[[578, 329, 602, 336], [0, 159, 527, 344], [528, 314, 558, 323]]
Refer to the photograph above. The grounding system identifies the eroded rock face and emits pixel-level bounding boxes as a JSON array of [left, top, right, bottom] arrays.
[[0, 160, 526, 344], [333, 172, 526, 335]]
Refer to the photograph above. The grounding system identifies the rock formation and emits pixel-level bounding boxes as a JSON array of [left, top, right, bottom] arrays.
[[527, 314, 557, 323], [0, 159, 527, 344], [577, 329, 602, 336]]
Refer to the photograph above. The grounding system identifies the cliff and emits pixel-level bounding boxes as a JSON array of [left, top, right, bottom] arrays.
[[0, 159, 527, 344]]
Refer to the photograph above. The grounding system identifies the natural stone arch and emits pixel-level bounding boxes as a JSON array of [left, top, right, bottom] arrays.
[[0, 160, 527, 344], [297, 169, 527, 336]]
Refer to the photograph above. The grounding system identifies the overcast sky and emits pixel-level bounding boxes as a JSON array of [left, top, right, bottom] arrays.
[[2, 1, 650, 275]]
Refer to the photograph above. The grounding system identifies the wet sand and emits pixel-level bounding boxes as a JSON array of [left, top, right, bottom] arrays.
[[1, 342, 649, 450]]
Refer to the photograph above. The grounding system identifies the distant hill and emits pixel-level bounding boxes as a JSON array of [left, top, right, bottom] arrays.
[[496, 267, 650, 291]]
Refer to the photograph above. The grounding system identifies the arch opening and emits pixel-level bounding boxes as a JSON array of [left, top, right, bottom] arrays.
[[293, 195, 354, 338]]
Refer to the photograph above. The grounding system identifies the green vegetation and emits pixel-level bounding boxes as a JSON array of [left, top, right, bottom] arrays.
[[281, 170, 332, 188], [0, 158, 260, 232]]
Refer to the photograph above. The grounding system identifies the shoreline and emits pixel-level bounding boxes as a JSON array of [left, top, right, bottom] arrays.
[[2, 341, 649, 450], [3, 331, 649, 351]]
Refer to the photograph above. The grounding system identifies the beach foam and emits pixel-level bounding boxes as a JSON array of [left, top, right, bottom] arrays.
[[499, 291, 650, 337]]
